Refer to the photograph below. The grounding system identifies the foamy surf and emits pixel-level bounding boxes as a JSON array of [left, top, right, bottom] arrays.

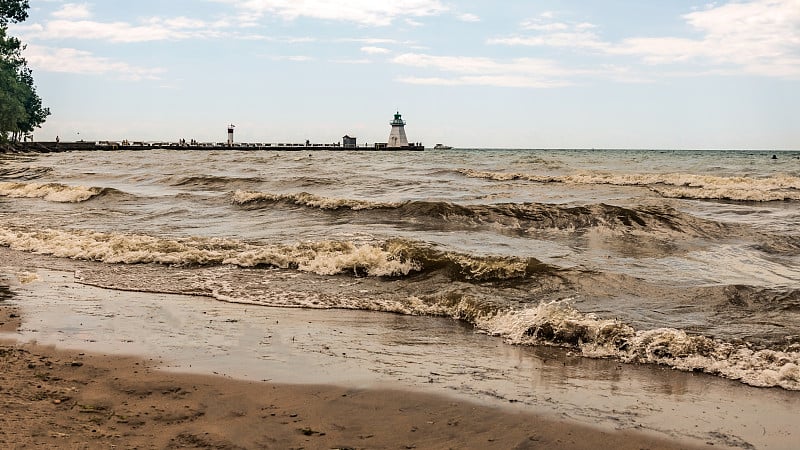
[[459, 169, 800, 202], [474, 300, 800, 390], [0, 181, 107, 203], [0, 226, 563, 282], [202, 279, 800, 390], [5, 228, 798, 390], [232, 190, 401, 210], [4, 148, 800, 398], [0, 227, 420, 277]]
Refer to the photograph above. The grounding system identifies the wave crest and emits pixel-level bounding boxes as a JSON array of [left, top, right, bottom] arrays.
[[397, 242, 557, 281], [459, 169, 800, 202], [473, 300, 800, 390], [0, 227, 421, 277], [0, 181, 109, 203], [0, 227, 558, 282], [232, 190, 400, 210], [172, 175, 263, 189], [231, 190, 730, 238], [0, 166, 53, 180]]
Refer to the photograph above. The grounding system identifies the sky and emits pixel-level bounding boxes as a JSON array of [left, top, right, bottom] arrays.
[[8, 0, 800, 149]]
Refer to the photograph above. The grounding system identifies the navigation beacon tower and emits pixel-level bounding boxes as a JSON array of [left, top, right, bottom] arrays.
[[387, 111, 409, 148], [227, 124, 235, 146]]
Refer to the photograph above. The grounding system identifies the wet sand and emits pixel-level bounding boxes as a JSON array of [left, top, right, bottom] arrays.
[[1, 322, 699, 450], [1, 254, 798, 448]]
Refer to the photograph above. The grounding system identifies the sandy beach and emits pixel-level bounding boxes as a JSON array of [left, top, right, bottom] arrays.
[[4, 0, 799, 447], [1, 302, 705, 450], [2, 251, 799, 449]]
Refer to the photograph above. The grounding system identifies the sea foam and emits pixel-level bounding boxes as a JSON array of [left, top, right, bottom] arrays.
[[6, 224, 798, 389], [0, 227, 420, 277], [0, 226, 556, 282], [459, 169, 800, 202], [0, 181, 105, 203], [232, 190, 400, 210], [471, 300, 800, 390]]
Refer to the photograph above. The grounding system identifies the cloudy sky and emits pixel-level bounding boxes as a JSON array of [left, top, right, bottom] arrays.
[[10, 0, 800, 149]]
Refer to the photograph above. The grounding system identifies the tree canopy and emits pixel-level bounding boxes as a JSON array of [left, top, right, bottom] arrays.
[[1, 0, 48, 144], [0, 0, 28, 26]]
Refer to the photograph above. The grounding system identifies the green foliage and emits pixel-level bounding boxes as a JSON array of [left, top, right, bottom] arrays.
[[0, 63, 28, 138], [1, 0, 48, 143], [0, 0, 29, 26]]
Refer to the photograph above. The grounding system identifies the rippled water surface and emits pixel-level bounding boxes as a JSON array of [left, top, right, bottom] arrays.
[[1, 148, 799, 390]]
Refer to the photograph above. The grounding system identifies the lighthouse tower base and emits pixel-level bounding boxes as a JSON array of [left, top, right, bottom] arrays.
[[385, 111, 422, 150], [388, 124, 408, 148]]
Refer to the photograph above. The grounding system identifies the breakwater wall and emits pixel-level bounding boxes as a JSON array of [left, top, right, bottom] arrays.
[[2, 141, 424, 153]]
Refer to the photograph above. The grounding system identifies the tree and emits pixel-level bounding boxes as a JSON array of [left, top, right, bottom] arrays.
[[0, 67, 27, 142], [1, 0, 48, 143], [0, 0, 28, 26]]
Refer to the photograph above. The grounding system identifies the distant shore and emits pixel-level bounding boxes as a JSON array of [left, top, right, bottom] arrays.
[[1, 141, 425, 153]]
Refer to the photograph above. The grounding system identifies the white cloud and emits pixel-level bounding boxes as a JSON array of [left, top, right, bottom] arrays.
[[156, 16, 210, 30], [392, 53, 576, 88], [361, 46, 391, 55], [396, 75, 568, 88], [16, 8, 331, 46], [491, 0, 800, 79], [613, 0, 800, 78], [16, 17, 224, 43], [23, 44, 164, 80], [492, 16, 607, 50], [13, 12, 300, 44], [523, 22, 568, 32], [490, 32, 606, 50], [339, 38, 410, 45], [490, 15, 608, 51], [331, 58, 371, 64], [458, 13, 480, 23], [213, 0, 448, 26], [52, 3, 91, 20], [271, 55, 314, 62]]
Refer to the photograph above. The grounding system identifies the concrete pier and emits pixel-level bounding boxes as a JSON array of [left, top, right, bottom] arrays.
[[2, 141, 424, 153]]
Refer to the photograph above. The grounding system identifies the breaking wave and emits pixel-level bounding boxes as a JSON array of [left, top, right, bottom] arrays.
[[406, 297, 800, 390], [0, 181, 117, 203], [0, 226, 557, 282], [232, 190, 734, 238], [458, 169, 800, 202], [233, 190, 400, 210], [6, 225, 797, 390], [201, 278, 800, 390]]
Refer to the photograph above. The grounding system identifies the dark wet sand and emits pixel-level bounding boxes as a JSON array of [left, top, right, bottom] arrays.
[[0, 301, 704, 449]]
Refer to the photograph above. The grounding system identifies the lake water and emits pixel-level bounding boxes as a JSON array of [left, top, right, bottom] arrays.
[[1, 148, 799, 391]]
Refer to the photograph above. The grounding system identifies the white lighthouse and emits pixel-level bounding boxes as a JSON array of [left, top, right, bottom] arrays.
[[387, 112, 409, 148], [227, 124, 235, 146]]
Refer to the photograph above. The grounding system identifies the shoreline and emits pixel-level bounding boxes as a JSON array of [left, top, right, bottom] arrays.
[[0, 303, 699, 449], [2, 256, 799, 449]]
